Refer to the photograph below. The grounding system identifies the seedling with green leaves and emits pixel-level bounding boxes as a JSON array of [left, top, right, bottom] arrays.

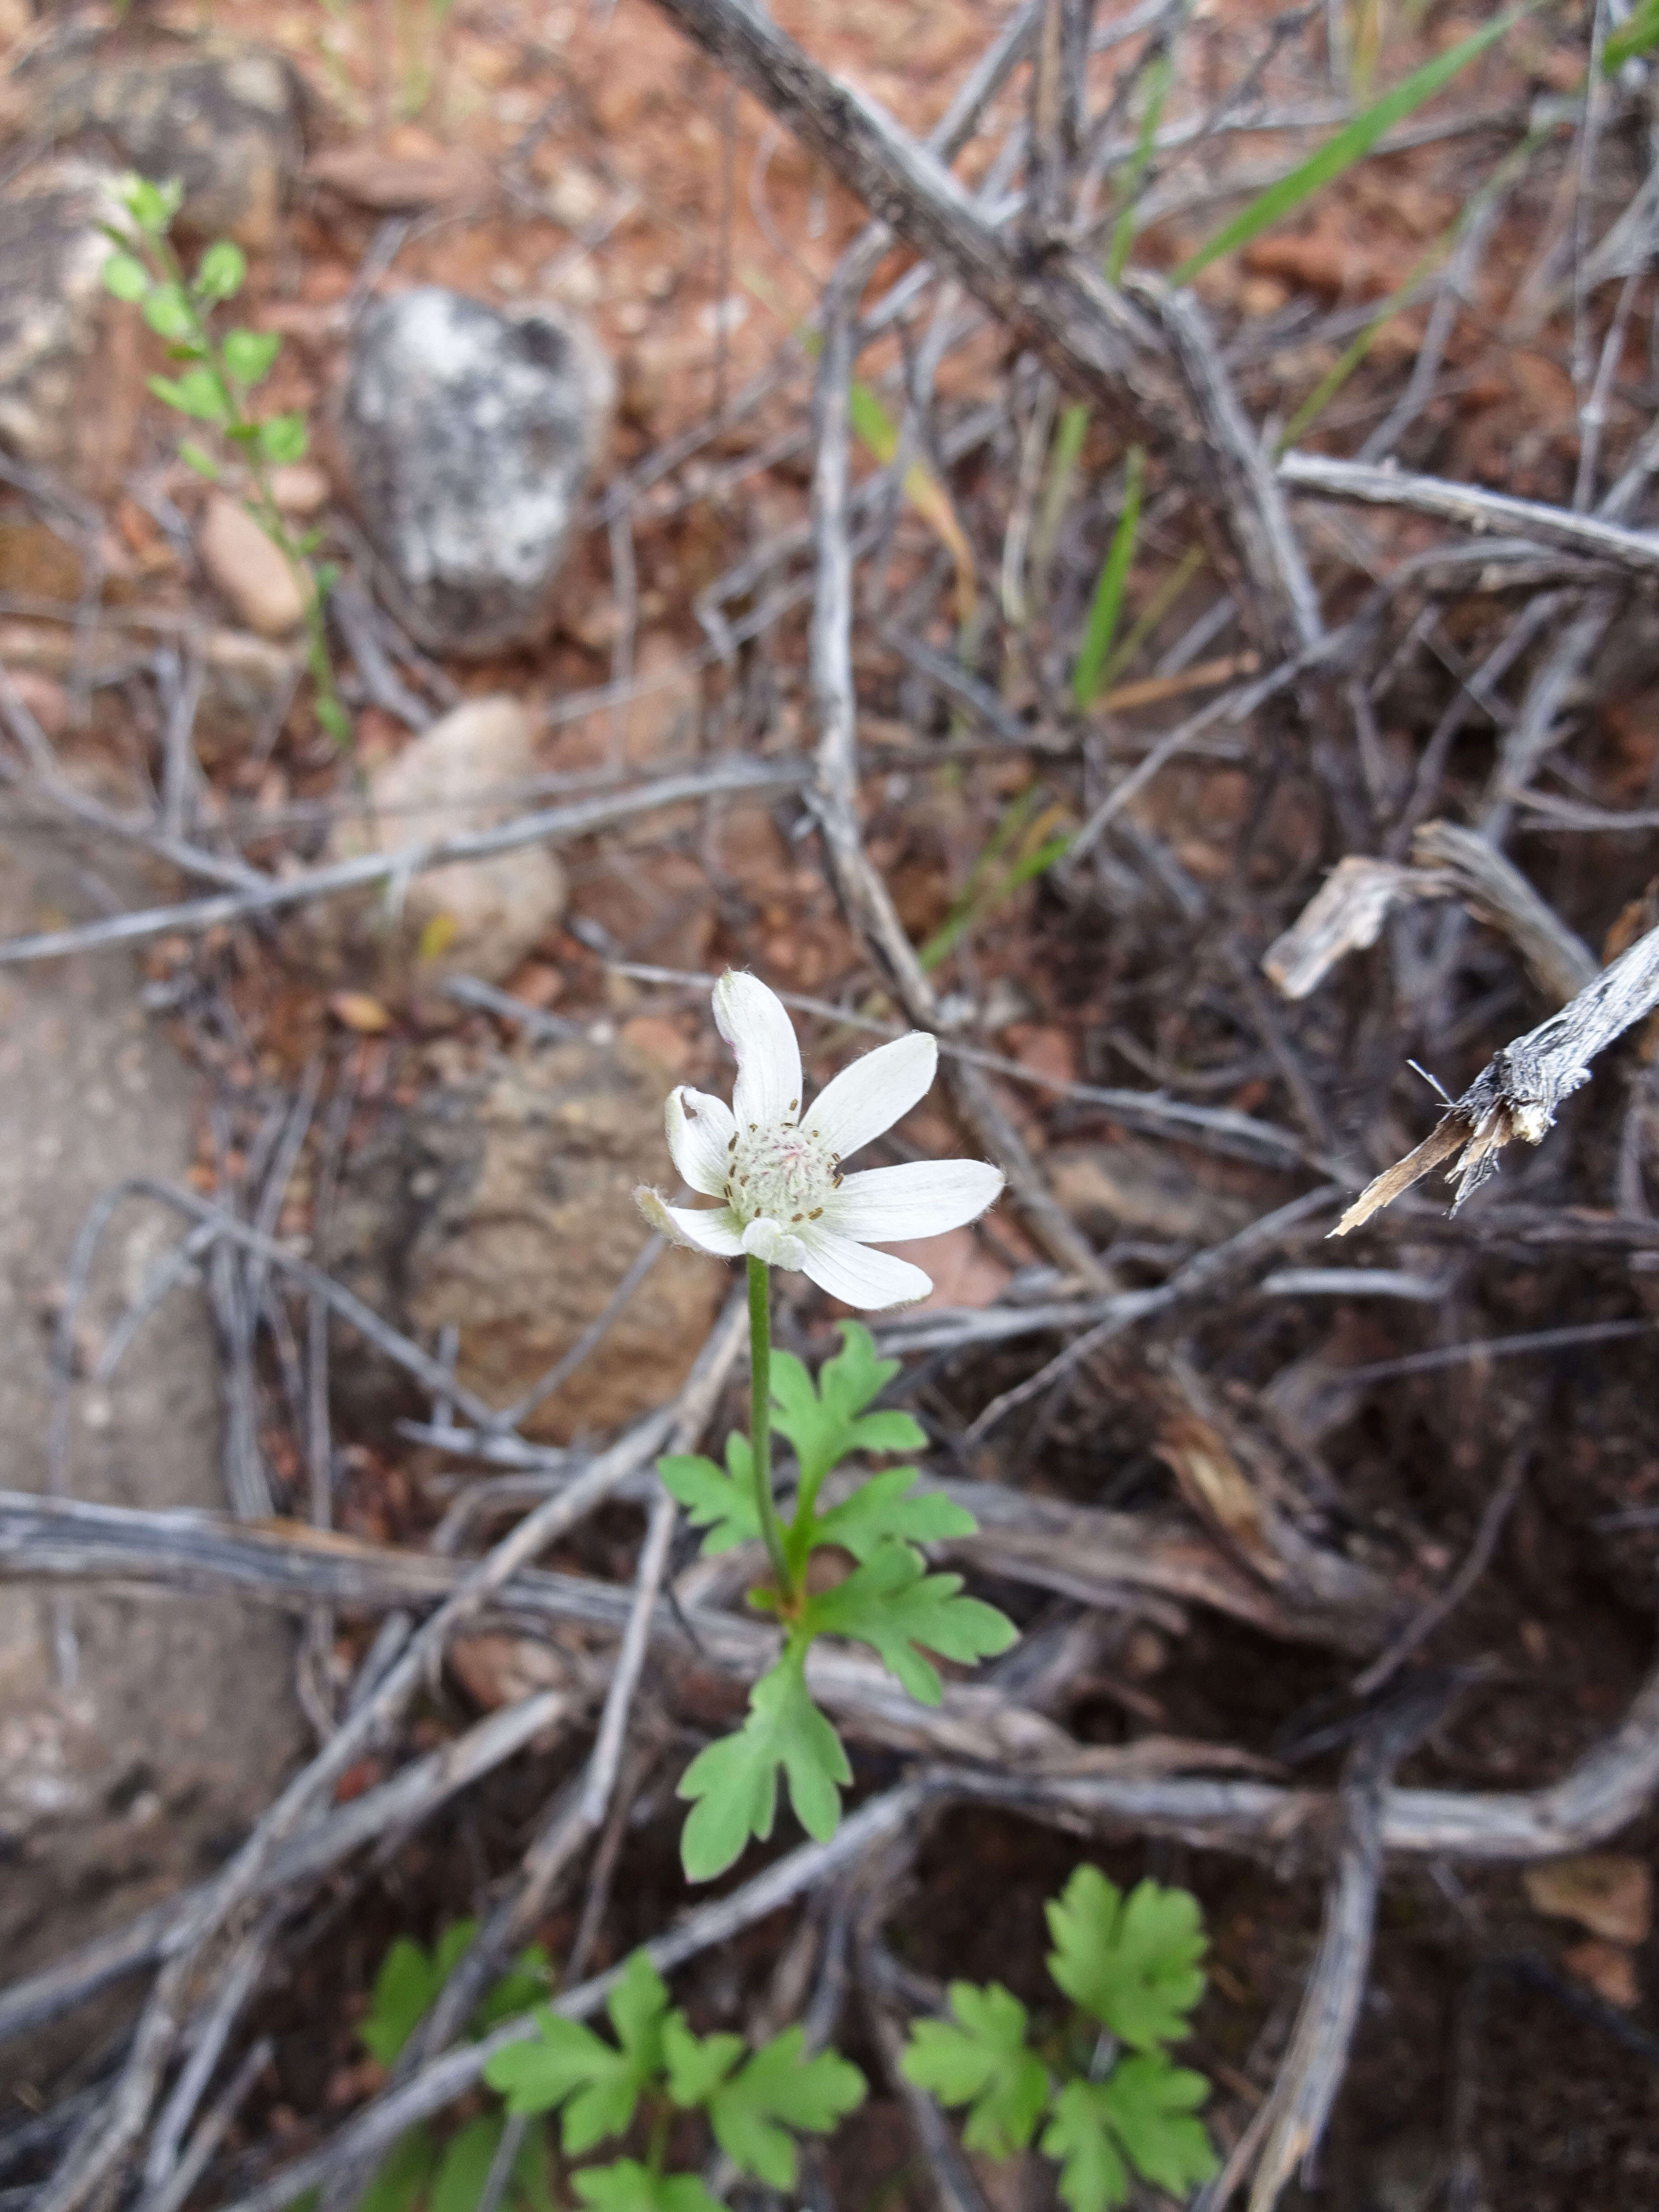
[[901, 1865, 1218, 2212], [483, 1949, 866, 2209], [354, 1921, 557, 2212], [659, 1319, 1016, 1881], [100, 173, 351, 748]]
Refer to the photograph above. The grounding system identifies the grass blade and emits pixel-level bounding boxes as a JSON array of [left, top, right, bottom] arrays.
[[1106, 52, 1173, 285], [1605, 0, 1659, 71], [1073, 446, 1145, 710], [1170, 6, 1532, 287]]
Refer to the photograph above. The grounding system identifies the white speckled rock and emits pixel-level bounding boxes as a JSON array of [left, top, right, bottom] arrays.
[[0, 160, 123, 470], [22, 38, 304, 250], [341, 287, 613, 657]]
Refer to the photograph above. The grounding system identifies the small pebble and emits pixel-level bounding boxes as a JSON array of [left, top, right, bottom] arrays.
[[198, 494, 306, 637]]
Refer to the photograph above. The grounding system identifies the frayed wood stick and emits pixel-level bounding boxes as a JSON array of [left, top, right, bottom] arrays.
[[1335, 919, 1659, 1233]]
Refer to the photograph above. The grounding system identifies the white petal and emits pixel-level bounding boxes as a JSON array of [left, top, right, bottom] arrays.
[[796, 1226, 933, 1311], [714, 970, 802, 1134], [741, 1217, 807, 1269], [635, 1187, 745, 1256], [820, 1158, 1004, 1244], [665, 1087, 736, 1198], [805, 1031, 937, 1160]]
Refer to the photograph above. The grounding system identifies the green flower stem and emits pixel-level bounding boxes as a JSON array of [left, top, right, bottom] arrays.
[[746, 1254, 794, 1605]]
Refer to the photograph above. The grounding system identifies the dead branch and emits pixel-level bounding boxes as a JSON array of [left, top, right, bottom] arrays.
[[0, 756, 810, 967], [1336, 917, 1659, 1231], [1264, 822, 1597, 1006], [1241, 1689, 1448, 2212], [1279, 449, 1659, 581]]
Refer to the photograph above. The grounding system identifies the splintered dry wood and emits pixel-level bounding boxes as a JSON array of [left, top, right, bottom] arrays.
[[1337, 919, 1659, 1232], [6, 1, 1659, 2207]]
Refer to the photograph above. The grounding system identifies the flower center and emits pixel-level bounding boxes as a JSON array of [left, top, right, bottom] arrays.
[[725, 1120, 839, 1230]]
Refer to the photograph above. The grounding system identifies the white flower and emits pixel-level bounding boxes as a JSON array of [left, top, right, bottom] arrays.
[[636, 970, 1005, 1310]]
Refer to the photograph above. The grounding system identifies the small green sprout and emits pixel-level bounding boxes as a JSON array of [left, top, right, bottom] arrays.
[[100, 173, 351, 748], [901, 1865, 1220, 2212]]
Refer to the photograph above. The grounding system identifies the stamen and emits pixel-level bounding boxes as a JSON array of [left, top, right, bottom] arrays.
[[808, 1207, 822, 1219], [727, 1134, 737, 1152]]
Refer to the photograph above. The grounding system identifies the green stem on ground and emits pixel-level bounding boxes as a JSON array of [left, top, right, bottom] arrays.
[[646, 2102, 671, 2180], [144, 225, 349, 747], [746, 1253, 794, 1606]]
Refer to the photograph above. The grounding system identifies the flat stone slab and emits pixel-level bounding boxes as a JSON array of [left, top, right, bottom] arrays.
[[0, 828, 302, 2093]]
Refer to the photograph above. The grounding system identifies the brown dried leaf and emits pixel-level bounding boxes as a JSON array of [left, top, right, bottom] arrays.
[[1154, 1408, 1283, 1584], [328, 990, 394, 1034], [1262, 855, 1434, 1001], [1563, 1940, 1640, 2010], [1525, 1853, 1653, 1945]]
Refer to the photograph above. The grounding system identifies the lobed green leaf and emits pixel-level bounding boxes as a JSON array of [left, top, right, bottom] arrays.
[[483, 1953, 669, 2148], [662, 2012, 744, 2109], [572, 2160, 722, 2212], [677, 1648, 850, 1880], [659, 1436, 758, 1556], [810, 1467, 978, 1562], [1045, 1866, 1207, 2051], [900, 1982, 1049, 2158], [805, 1540, 1017, 1705], [1041, 2081, 1131, 2212], [1101, 2054, 1217, 2194], [703, 2026, 866, 2189], [770, 1320, 925, 1489]]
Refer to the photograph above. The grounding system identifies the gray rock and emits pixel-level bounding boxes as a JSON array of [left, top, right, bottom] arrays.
[[21, 35, 304, 249], [0, 829, 302, 2093], [342, 287, 613, 657], [0, 159, 122, 470], [311, 694, 569, 991]]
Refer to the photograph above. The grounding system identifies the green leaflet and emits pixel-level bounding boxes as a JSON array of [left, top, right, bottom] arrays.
[[805, 1540, 1017, 1705], [572, 2161, 722, 2212], [1042, 2061, 1218, 2210], [900, 1982, 1049, 2157], [810, 1467, 978, 1562], [701, 2027, 866, 2189], [1045, 1866, 1208, 2051], [658, 1432, 760, 1555], [676, 1646, 851, 1880], [770, 1320, 927, 1492], [483, 1953, 669, 2152], [1041, 2083, 1130, 2212]]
